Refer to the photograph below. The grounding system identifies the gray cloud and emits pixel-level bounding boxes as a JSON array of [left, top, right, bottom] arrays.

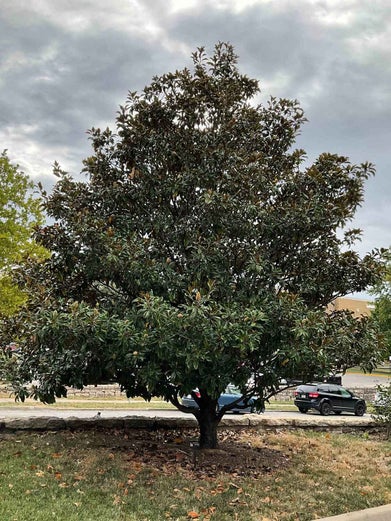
[[1, 0, 390, 272]]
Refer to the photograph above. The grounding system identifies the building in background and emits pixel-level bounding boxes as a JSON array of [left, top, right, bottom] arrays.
[[329, 297, 374, 318]]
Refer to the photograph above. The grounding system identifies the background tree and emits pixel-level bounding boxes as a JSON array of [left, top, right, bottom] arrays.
[[0, 151, 47, 316], [371, 250, 391, 359], [1, 44, 386, 448]]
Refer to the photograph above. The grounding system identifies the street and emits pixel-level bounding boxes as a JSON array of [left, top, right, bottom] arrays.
[[343, 372, 390, 388]]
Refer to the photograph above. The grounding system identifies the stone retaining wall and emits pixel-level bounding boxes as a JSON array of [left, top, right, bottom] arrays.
[[0, 414, 382, 434], [64, 385, 376, 402], [65, 384, 123, 398]]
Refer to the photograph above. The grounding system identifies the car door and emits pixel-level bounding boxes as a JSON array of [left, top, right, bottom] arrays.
[[339, 387, 355, 413], [326, 385, 343, 411]]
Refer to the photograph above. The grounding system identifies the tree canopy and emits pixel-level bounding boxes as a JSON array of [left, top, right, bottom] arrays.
[[0, 151, 47, 316], [371, 251, 391, 358], [1, 43, 386, 448]]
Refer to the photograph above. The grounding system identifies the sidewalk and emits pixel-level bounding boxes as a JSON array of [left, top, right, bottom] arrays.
[[314, 503, 391, 521]]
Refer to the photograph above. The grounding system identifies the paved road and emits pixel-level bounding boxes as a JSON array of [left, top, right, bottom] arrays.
[[343, 372, 390, 388], [0, 407, 373, 423]]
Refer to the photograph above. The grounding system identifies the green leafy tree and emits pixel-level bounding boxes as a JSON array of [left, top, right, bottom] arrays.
[[0, 151, 48, 316], [1, 44, 387, 448], [371, 252, 391, 359]]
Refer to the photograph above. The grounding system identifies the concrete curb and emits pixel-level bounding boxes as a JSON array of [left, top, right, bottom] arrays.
[[313, 503, 391, 521], [0, 415, 197, 431]]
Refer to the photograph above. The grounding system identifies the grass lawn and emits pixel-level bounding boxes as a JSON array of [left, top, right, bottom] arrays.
[[346, 366, 391, 376], [0, 427, 390, 521], [0, 397, 178, 410]]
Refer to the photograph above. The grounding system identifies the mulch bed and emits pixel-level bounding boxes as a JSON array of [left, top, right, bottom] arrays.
[[100, 427, 291, 478]]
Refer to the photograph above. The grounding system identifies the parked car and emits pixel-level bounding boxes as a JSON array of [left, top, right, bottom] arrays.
[[294, 383, 366, 416], [182, 385, 257, 414]]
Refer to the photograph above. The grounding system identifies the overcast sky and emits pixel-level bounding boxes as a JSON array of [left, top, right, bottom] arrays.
[[1, 0, 390, 292]]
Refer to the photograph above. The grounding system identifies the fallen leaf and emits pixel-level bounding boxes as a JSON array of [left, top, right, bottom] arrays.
[[175, 453, 186, 462], [188, 511, 199, 519]]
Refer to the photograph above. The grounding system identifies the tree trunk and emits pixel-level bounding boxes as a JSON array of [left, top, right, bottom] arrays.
[[196, 400, 220, 449]]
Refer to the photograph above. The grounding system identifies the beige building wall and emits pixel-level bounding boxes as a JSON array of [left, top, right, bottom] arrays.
[[329, 297, 375, 318]]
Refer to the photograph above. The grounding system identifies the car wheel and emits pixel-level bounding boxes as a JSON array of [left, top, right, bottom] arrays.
[[298, 407, 308, 414], [334, 411, 342, 415], [354, 403, 365, 416], [320, 402, 332, 416]]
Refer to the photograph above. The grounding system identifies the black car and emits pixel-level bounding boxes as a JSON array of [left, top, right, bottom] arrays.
[[294, 383, 366, 416]]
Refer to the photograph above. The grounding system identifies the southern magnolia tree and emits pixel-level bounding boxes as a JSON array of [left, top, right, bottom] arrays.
[[3, 44, 386, 448], [0, 151, 47, 316]]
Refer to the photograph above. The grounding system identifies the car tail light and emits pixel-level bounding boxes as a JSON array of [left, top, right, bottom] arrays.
[[294, 391, 299, 396], [309, 392, 319, 398], [194, 391, 201, 398]]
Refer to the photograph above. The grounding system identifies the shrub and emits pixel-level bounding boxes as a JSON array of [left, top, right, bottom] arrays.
[[372, 384, 391, 438]]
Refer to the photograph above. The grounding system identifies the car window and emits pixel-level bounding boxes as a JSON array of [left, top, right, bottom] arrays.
[[225, 385, 241, 395], [328, 385, 340, 394], [296, 385, 317, 392], [340, 388, 351, 398]]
